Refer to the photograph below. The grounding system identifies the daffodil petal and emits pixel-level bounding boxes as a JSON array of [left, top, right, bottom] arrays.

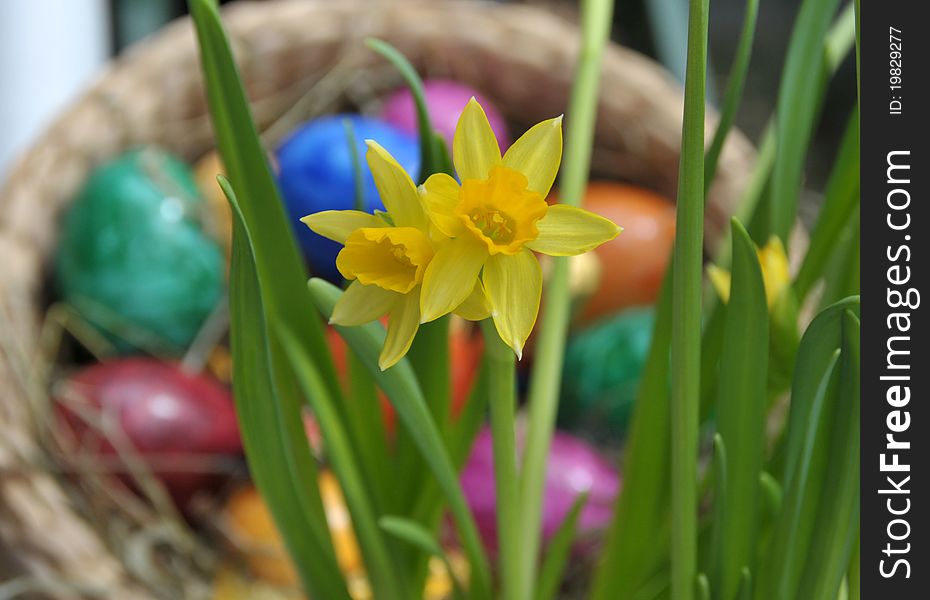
[[331, 281, 398, 326], [483, 248, 541, 359], [526, 205, 621, 256], [300, 210, 384, 243], [380, 292, 420, 370], [420, 173, 464, 237], [420, 236, 488, 323], [366, 140, 428, 230], [454, 279, 491, 321], [453, 98, 502, 181], [707, 265, 732, 304], [502, 115, 562, 196]]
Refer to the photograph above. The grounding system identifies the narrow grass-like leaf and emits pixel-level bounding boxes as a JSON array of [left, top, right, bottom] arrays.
[[307, 278, 492, 600], [222, 182, 349, 600], [769, 0, 844, 241], [188, 0, 340, 399], [711, 220, 769, 600], [708, 434, 727, 584], [346, 350, 395, 511], [364, 39, 453, 521], [396, 318, 451, 517], [451, 357, 491, 469], [481, 320, 522, 600], [737, 568, 752, 600], [758, 472, 782, 523], [534, 493, 588, 600], [697, 573, 711, 600], [819, 211, 860, 309], [758, 297, 860, 600], [848, 529, 860, 600], [379, 516, 466, 600], [793, 107, 859, 301], [276, 324, 409, 599], [795, 311, 859, 599], [598, 10, 856, 596], [759, 351, 840, 600], [704, 0, 758, 193], [365, 38, 443, 179], [380, 516, 446, 564], [519, 0, 615, 594], [718, 3, 855, 262], [591, 269, 673, 599], [670, 0, 709, 596]]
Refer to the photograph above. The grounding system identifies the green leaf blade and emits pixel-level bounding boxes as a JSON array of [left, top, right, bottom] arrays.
[[306, 278, 492, 600], [769, 0, 844, 241], [188, 0, 340, 400], [222, 180, 350, 600], [711, 220, 769, 600]]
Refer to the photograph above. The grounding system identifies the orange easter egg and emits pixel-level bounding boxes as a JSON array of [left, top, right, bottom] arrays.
[[223, 486, 297, 587], [573, 182, 676, 325], [222, 473, 362, 588]]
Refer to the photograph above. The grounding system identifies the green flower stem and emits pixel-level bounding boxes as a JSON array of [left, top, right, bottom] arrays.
[[671, 0, 708, 598], [481, 319, 521, 600], [517, 0, 614, 597]]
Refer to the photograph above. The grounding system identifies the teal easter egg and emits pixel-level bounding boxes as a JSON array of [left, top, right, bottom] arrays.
[[55, 148, 224, 354], [558, 307, 656, 439]]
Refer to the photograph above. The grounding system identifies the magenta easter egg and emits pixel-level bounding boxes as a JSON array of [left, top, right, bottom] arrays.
[[460, 427, 619, 555], [380, 80, 511, 150], [54, 358, 241, 510]]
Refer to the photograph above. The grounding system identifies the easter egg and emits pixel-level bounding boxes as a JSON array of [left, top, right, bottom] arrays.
[[558, 307, 655, 439], [572, 182, 676, 325], [54, 358, 241, 510], [380, 80, 511, 150], [223, 473, 361, 588], [222, 474, 463, 599], [212, 565, 301, 600], [276, 115, 420, 281], [460, 427, 619, 555], [55, 148, 225, 353]]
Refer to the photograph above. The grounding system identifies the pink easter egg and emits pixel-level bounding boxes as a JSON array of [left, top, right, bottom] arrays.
[[380, 80, 511, 151], [460, 427, 619, 556]]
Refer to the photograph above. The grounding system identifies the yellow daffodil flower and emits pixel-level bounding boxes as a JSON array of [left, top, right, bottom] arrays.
[[418, 98, 621, 358], [301, 141, 488, 370], [707, 236, 791, 309]]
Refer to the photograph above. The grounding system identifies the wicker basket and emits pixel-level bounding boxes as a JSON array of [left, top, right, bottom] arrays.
[[0, 1, 754, 597]]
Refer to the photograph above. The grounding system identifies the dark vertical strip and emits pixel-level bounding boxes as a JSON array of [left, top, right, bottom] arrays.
[[860, 0, 928, 595]]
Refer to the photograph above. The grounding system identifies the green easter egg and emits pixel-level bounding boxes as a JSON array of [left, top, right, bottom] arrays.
[[55, 148, 224, 354], [558, 307, 656, 440]]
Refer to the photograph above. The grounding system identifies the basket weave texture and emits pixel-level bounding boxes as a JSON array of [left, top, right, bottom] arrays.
[[0, 1, 754, 596]]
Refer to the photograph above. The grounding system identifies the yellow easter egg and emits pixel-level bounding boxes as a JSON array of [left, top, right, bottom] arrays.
[[193, 151, 233, 258], [223, 486, 298, 587]]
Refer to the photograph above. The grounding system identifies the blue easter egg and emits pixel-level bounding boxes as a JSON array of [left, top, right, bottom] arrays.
[[276, 114, 421, 281]]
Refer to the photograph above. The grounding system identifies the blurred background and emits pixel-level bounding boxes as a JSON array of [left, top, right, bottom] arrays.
[[1, 0, 856, 217], [0, 1, 858, 597]]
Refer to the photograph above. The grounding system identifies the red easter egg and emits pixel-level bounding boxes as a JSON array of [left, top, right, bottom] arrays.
[[573, 182, 676, 324], [54, 358, 241, 510]]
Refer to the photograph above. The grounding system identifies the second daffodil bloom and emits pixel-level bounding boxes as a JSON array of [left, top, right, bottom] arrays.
[[707, 235, 791, 309], [419, 99, 621, 358], [302, 141, 487, 371]]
